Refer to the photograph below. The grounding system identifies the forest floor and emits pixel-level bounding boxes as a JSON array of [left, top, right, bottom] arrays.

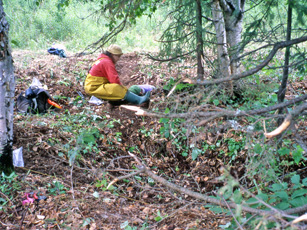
[[4, 50, 231, 230], [2, 49, 306, 229]]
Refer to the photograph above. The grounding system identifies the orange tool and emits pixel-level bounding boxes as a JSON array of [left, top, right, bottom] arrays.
[[47, 98, 62, 109]]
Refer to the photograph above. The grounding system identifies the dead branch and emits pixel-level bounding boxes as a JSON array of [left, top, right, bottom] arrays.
[[109, 153, 307, 222], [220, 194, 244, 230], [145, 161, 292, 216], [293, 213, 307, 224], [78, 13, 128, 55], [121, 95, 307, 125], [265, 102, 307, 138], [0, 191, 12, 206], [267, 57, 307, 70], [284, 204, 307, 215], [107, 170, 142, 189], [264, 114, 292, 138]]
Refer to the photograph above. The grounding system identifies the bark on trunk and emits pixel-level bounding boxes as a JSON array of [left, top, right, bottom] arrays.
[[278, 0, 292, 105], [211, 0, 231, 79], [195, 0, 204, 80], [0, 0, 15, 174], [221, 0, 245, 75]]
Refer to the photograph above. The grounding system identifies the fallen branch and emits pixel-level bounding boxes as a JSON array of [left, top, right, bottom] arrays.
[[293, 213, 307, 224], [121, 92, 307, 141], [264, 102, 307, 138], [140, 165, 287, 216], [108, 153, 307, 221], [120, 105, 149, 116], [121, 95, 307, 122], [220, 194, 244, 230], [264, 114, 292, 138], [107, 170, 142, 190]]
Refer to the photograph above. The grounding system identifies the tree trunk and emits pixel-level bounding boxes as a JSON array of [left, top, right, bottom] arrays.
[[0, 0, 15, 174], [278, 0, 292, 118], [195, 0, 204, 80], [221, 0, 245, 75], [211, 0, 231, 79]]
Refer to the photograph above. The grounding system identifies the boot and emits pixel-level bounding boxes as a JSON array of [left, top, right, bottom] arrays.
[[107, 100, 125, 111], [124, 91, 150, 105]]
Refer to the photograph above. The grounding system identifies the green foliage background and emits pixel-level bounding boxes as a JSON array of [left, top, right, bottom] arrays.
[[4, 0, 164, 53]]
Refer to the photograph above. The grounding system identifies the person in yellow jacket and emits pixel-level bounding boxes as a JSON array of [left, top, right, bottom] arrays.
[[84, 44, 150, 105]]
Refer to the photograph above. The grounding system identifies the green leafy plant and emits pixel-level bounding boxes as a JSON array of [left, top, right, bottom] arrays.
[[120, 220, 149, 230], [162, 77, 176, 92], [154, 210, 167, 222], [191, 147, 203, 160], [95, 174, 116, 191], [139, 127, 154, 137], [82, 217, 94, 228], [159, 117, 171, 138], [107, 119, 121, 128], [159, 115, 211, 159], [211, 173, 307, 229], [292, 144, 305, 164], [224, 137, 246, 162], [72, 96, 85, 107], [0, 172, 21, 206], [66, 127, 100, 165], [115, 132, 122, 142], [47, 180, 67, 195]]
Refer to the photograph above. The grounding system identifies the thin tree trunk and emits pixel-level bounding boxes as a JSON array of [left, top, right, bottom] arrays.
[[195, 0, 204, 80], [0, 0, 15, 174], [211, 0, 231, 79], [278, 0, 292, 121]]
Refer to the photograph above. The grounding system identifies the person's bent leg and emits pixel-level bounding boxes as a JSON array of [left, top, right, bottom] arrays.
[[124, 91, 150, 105]]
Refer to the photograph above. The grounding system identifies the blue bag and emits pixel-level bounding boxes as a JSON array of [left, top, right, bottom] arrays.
[[47, 47, 66, 58]]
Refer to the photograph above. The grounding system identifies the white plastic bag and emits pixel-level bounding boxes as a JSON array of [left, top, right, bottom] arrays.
[[13, 147, 24, 167], [30, 77, 48, 90], [88, 96, 103, 105]]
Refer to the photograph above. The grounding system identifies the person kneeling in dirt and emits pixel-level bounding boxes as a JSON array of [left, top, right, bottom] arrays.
[[84, 44, 150, 106]]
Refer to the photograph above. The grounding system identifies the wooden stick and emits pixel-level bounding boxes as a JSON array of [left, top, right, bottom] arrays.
[[264, 114, 292, 138]]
